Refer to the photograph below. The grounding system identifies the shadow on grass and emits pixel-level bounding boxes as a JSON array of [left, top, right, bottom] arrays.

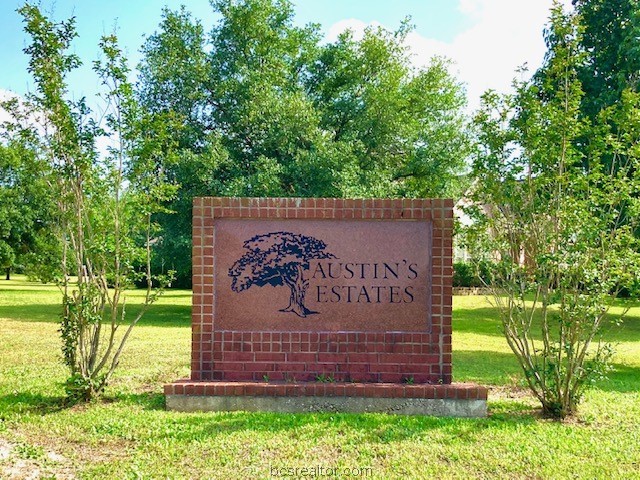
[[601, 316, 640, 343], [106, 391, 168, 410], [455, 307, 640, 341], [154, 407, 539, 444], [596, 363, 640, 393], [0, 390, 170, 418], [453, 307, 505, 338], [454, 350, 640, 393], [102, 391, 537, 443], [1, 389, 169, 417], [453, 350, 522, 385], [0, 303, 60, 322], [0, 392, 68, 416], [0, 388, 539, 444], [0, 303, 191, 327]]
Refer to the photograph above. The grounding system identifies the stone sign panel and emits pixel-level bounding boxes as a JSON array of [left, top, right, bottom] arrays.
[[216, 219, 431, 331]]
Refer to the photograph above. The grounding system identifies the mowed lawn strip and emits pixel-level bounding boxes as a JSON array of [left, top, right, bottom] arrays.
[[1, 276, 639, 479]]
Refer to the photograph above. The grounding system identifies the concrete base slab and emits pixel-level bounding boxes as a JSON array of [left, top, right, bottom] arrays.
[[164, 381, 488, 417], [166, 394, 486, 417]]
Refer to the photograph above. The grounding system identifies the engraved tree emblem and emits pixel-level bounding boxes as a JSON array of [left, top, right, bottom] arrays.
[[229, 231, 336, 318]]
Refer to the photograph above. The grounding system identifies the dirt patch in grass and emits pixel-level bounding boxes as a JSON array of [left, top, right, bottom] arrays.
[[489, 384, 536, 401], [5, 425, 138, 479], [0, 437, 75, 480]]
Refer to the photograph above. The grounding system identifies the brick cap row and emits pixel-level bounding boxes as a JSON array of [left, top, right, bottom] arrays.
[[194, 197, 454, 209], [165, 380, 488, 400]]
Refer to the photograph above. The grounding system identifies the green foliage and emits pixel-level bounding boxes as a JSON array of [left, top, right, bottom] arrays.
[[315, 373, 335, 383], [465, 4, 640, 419], [137, 0, 471, 285], [307, 29, 470, 198], [572, 0, 640, 119], [0, 135, 58, 281], [14, 443, 45, 461], [64, 372, 104, 403], [452, 261, 493, 288]]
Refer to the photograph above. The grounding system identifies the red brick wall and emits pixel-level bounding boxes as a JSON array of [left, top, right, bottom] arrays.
[[191, 198, 453, 384]]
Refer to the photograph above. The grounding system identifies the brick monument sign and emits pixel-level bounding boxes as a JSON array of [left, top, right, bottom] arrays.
[[165, 197, 488, 416]]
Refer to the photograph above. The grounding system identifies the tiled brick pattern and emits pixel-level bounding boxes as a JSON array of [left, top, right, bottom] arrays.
[[191, 197, 454, 385], [165, 380, 488, 400]]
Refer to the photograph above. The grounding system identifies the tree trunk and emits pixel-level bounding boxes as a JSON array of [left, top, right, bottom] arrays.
[[280, 264, 316, 318], [5, 267, 10, 281]]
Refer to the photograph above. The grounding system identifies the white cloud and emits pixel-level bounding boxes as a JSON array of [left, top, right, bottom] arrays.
[[327, 19, 369, 42], [0, 89, 17, 128], [457, 0, 485, 17], [326, 0, 575, 111]]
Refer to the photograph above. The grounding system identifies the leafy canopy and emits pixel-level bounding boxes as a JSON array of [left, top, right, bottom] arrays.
[[137, 0, 471, 285]]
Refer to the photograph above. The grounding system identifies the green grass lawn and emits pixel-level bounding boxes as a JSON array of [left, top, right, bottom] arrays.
[[1, 275, 639, 479]]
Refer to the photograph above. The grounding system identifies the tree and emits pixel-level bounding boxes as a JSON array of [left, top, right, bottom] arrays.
[[136, 0, 471, 286], [0, 141, 32, 279], [466, 4, 640, 419], [0, 141, 23, 280], [206, 0, 332, 198], [16, 4, 174, 401], [307, 25, 471, 198], [136, 7, 213, 286], [229, 231, 335, 317], [572, 0, 640, 120], [0, 104, 58, 281], [533, 1, 640, 176], [137, 6, 209, 150]]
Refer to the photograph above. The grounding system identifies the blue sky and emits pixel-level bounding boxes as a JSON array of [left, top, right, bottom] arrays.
[[0, 0, 570, 111]]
